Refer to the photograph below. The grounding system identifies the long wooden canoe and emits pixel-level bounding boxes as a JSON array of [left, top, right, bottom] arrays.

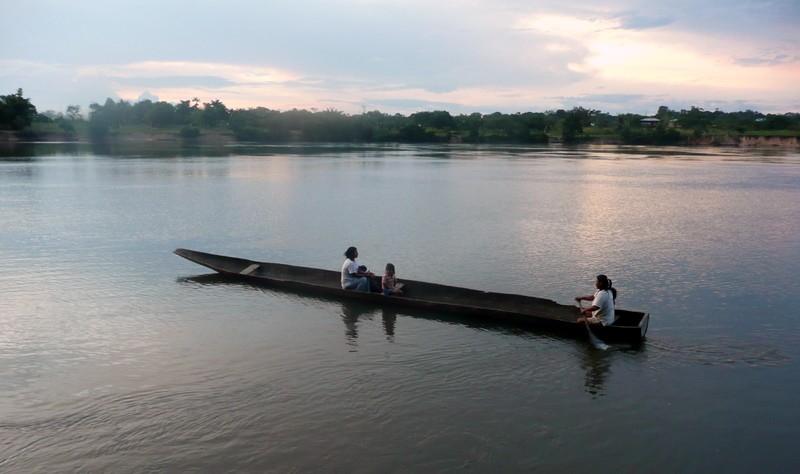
[[174, 248, 649, 344]]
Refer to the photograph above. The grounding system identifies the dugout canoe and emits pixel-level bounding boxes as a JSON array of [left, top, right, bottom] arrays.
[[174, 248, 649, 344]]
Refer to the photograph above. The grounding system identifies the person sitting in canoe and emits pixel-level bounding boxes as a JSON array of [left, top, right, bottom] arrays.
[[575, 274, 617, 326], [341, 246, 374, 292], [381, 263, 403, 296]]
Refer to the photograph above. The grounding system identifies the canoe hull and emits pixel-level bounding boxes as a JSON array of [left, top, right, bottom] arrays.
[[174, 248, 649, 344]]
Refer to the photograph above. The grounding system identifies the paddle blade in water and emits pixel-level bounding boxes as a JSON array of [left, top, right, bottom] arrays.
[[586, 323, 609, 350]]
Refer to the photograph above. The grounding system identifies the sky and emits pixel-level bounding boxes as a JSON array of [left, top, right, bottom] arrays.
[[2, 0, 799, 117]]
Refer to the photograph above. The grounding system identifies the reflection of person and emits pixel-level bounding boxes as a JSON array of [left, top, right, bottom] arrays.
[[581, 347, 611, 397], [381, 263, 402, 296], [381, 308, 397, 340], [341, 246, 374, 292], [575, 274, 617, 325], [340, 300, 371, 344]]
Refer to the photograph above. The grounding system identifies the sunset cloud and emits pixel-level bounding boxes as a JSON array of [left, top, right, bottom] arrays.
[[1, 0, 797, 115]]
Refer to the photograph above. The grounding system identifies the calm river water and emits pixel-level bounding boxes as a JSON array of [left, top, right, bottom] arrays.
[[1, 142, 799, 472]]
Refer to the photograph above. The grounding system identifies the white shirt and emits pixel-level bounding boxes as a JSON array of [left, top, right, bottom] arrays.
[[341, 258, 360, 287], [592, 289, 615, 326]]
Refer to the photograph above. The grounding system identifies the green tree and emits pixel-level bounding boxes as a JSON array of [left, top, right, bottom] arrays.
[[202, 99, 229, 127], [88, 99, 113, 139], [480, 112, 517, 142], [677, 106, 712, 137], [132, 100, 154, 124], [762, 114, 792, 130], [562, 107, 593, 143], [66, 104, 82, 121], [175, 99, 198, 126], [0, 88, 38, 130], [301, 109, 360, 142], [411, 110, 454, 129], [87, 98, 138, 139], [228, 107, 290, 142], [57, 118, 77, 136], [454, 112, 482, 142], [148, 101, 175, 127]]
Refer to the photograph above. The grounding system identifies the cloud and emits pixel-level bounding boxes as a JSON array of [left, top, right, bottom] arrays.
[[136, 91, 159, 103], [1, 1, 798, 115], [616, 15, 673, 30], [734, 49, 800, 67], [109, 75, 235, 89]]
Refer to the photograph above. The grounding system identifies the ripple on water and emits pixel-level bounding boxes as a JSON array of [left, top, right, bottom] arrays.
[[643, 331, 794, 368]]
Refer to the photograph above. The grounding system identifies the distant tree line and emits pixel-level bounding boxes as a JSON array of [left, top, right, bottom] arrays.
[[3, 89, 799, 145]]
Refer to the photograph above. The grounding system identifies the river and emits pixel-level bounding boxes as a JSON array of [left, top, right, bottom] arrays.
[[1, 142, 799, 472]]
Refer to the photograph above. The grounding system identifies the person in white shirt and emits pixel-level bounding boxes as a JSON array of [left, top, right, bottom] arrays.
[[341, 246, 374, 292], [575, 274, 617, 326]]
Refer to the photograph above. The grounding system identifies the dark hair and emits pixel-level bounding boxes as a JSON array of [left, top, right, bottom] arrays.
[[597, 274, 617, 302], [385, 263, 395, 274], [344, 246, 358, 260]]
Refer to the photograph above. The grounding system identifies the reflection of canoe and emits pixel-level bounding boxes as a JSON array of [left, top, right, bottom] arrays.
[[174, 248, 649, 345]]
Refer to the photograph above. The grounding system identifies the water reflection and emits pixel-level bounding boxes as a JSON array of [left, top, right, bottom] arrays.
[[177, 274, 592, 345], [579, 348, 612, 397], [381, 308, 397, 340], [88, 141, 234, 158], [4, 142, 798, 163], [0, 161, 39, 178], [0, 141, 410, 160], [181, 272, 786, 371], [338, 303, 399, 344], [1, 141, 79, 158], [176, 273, 651, 399], [339, 300, 374, 346]]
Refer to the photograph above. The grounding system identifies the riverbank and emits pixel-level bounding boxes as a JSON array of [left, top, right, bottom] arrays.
[[2, 129, 798, 147], [684, 135, 799, 147], [0, 130, 237, 145]]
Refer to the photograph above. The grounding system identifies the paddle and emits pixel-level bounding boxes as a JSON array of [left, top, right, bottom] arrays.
[[578, 300, 609, 350]]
